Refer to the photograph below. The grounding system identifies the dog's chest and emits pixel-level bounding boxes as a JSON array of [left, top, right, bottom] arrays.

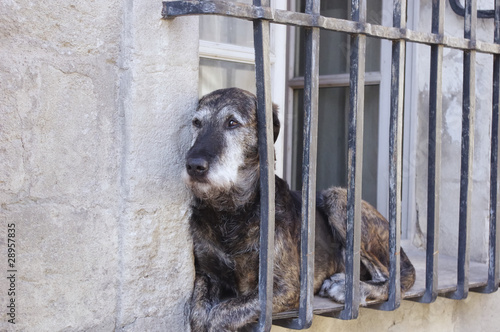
[[216, 221, 260, 293], [191, 206, 261, 293]]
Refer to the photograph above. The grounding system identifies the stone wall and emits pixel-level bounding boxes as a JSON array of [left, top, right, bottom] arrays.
[[412, 1, 495, 262], [1, 0, 500, 331], [0, 0, 198, 330]]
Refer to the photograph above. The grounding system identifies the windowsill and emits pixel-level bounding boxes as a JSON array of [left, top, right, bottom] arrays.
[[272, 241, 495, 320]]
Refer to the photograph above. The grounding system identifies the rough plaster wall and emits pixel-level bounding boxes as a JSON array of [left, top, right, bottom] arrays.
[[0, 0, 197, 331], [413, 1, 495, 262], [115, 0, 198, 330], [272, 292, 500, 332]]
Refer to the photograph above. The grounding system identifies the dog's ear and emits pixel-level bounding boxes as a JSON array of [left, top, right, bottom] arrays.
[[272, 103, 280, 142]]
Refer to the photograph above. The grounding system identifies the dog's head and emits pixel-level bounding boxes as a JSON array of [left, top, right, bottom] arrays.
[[183, 88, 279, 210]]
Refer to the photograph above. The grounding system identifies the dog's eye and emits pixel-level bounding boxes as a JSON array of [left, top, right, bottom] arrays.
[[227, 119, 240, 129], [192, 119, 202, 128]]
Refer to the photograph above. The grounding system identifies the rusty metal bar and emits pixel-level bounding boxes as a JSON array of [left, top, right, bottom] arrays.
[[294, 0, 320, 327], [476, 0, 500, 294], [253, 0, 275, 330], [162, 1, 500, 55], [336, 0, 366, 321], [445, 0, 477, 301], [409, 0, 445, 305], [274, 0, 320, 329], [488, 0, 500, 293], [449, 0, 494, 19], [375, 0, 406, 311]]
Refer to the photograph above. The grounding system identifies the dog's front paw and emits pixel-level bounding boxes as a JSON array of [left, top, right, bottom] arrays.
[[319, 273, 346, 303]]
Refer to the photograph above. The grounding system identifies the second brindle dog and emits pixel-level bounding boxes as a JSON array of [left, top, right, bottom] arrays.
[[184, 88, 415, 332]]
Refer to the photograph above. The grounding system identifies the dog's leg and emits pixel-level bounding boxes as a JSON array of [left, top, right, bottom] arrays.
[[319, 187, 407, 304], [205, 286, 299, 332], [205, 290, 260, 332], [190, 273, 231, 332]]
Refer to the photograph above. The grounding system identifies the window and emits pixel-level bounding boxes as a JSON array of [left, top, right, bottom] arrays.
[[198, 0, 256, 96], [287, 0, 384, 210], [164, 0, 500, 329]]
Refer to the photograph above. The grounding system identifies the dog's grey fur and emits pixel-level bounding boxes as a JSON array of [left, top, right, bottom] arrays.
[[184, 88, 416, 332]]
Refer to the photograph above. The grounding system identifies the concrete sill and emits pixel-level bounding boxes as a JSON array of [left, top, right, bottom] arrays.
[[272, 241, 497, 321]]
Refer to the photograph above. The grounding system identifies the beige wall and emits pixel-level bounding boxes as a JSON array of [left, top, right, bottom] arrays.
[[412, 0, 495, 263], [0, 0, 197, 330]]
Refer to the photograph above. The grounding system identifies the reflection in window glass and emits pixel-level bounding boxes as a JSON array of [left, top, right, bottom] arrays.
[[292, 86, 379, 207], [295, 32, 380, 76], [294, 0, 381, 76], [199, 0, 254, 47], [199, 58, 256, 97]]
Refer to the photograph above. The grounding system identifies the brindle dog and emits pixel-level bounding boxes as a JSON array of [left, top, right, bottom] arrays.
[[184, 88, 415, 331]]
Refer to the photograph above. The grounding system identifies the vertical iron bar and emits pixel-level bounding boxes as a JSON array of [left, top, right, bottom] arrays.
[[297, 0, 320, 327], [253, 0, 275, 330], [277, 2, 320, 328], [376, 0, 406, 311], [488, 0, 500, 293], [296, 0, 320, 327], [338, 0, 366, 320], [415, 0, 445, 304], [475, 0, 500, 295], [446, 0, 476, 301]]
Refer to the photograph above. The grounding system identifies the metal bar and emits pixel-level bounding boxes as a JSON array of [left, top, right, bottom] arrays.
[[335, 0, 366, 321], [253, 0, 275, 330], [476, 0, 500, 293], [487, 48, 500, 292], [276, 1, 320, 329], [446, 0, 477, 301], [296, 0, 319, 327], [475, 0, 500, 295], [162, 1, 500, 55], [279, 16, 320, 332], [414, 0, 445, 304], [488, 0, 500, 293], [290, 0, 320, 327], [449, 0, 494, 19], [376, 0, 406, 311]]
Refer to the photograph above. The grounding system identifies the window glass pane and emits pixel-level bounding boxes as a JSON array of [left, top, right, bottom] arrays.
[[294, 0, 381, 76], [292, 85, 379, 207], [366, 0, 382, 25], [365, 36, 381, 73], [294, 28, 350, 77], [199, 0, 254, 47], [320, 0, 348, 18], [199, 58, 256, 96]]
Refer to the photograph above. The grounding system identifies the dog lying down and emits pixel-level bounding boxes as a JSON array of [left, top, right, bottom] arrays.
[[183, 88, 416, 331]]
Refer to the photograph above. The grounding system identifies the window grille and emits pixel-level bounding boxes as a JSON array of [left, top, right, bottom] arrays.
[[163, 0, 500, 330]]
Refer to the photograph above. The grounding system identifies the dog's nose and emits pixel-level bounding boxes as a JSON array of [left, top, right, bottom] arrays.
[[186, 157, 209, 177]]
